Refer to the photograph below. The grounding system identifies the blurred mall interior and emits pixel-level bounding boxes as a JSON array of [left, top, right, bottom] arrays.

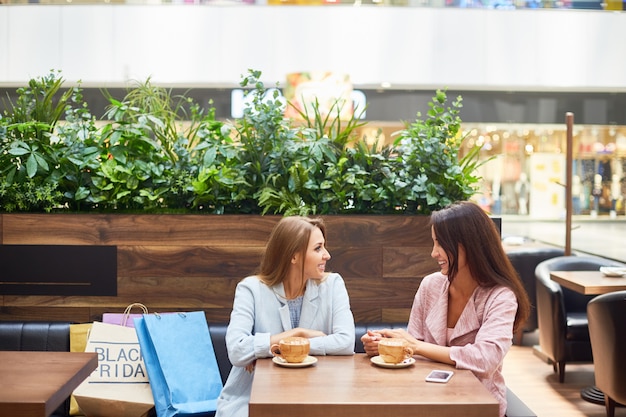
[[1, 2, 625, 221]]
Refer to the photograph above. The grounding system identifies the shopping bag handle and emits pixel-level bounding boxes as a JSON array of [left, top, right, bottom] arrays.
[[122, 303, 149, 326], [153, 311, 186, 320]]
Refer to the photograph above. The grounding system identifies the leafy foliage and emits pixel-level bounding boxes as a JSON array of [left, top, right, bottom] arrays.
[[0, 70, 76, 211], [0, 70, 484, 214], [392, 90, 483, 213]]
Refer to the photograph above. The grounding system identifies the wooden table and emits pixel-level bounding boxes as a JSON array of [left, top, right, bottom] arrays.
[[550, 270, 626, 295], [0, 351, 98, 417], [249, 354, 499, 417]]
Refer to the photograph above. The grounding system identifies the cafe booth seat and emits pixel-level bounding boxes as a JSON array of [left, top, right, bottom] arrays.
[[535, 256, 626, 383], [0, 320, 535, 417]]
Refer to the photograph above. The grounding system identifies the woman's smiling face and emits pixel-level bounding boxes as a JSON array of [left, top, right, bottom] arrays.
[[301, 226, 331, 280], [431, 226, 450, 275], [430, 225, 467, 279]]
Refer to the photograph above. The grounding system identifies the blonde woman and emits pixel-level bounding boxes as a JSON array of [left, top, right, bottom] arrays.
[[216, 216, 355, 417]]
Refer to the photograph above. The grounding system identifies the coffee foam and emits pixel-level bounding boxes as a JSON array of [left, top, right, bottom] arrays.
[[380, 339, 405, 346], [283, 339, 308, 345]]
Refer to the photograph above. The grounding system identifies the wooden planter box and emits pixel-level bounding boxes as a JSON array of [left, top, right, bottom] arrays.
[[0, 214, 436, 324]]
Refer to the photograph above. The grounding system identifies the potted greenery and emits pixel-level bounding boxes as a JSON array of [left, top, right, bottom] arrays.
[[0, 69, 482, 215], [0, 69, 485, 324]]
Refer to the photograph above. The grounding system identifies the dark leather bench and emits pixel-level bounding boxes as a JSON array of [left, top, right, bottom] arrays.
[[1, 320, 535, 417]]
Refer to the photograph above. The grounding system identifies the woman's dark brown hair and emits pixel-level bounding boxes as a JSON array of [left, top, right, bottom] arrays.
[[257, 216, 327, 287], [430, 201, 530, 333]]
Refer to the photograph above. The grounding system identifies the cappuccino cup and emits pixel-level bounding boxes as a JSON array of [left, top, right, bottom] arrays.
[[378, 337, 413, 364], [270, 336, 310, 363]]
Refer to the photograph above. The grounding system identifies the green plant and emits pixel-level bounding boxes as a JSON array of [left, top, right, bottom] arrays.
[[0, 71, 79, 211], [256, 86, 484, 215], [256, 87, 369, 215], [232, 70, 298, 214], [391, 90, 485, 214], [0, 70, 484, 215], [90, 80, 239, 212], [52, 85, 101, 210]]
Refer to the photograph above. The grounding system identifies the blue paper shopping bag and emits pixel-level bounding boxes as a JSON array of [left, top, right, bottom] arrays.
[[134, 311, 223, 417]]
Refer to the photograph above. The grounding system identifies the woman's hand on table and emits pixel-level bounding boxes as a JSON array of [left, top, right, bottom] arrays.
[[377, 328, 421, 353], [377, 328, 454, 365], [271, 328, 327, 345], [361, 330, 383, 356]]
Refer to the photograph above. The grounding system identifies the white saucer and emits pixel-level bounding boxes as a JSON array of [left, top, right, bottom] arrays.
[[600, 266, 626, 277], [272, 355, 318, 368], [370, 355, 415, 369]]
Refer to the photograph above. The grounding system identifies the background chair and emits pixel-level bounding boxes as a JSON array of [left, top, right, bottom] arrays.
[[534, 255, 625, 383], [587, 290, 626, 417], [506, 246, 565, 345]]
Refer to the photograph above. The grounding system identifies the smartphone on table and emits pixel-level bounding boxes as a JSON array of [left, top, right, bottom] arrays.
[[425, 370, 454, 383]]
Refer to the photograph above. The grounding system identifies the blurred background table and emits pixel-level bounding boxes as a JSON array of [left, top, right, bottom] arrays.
[[550, 270, 626, 295]]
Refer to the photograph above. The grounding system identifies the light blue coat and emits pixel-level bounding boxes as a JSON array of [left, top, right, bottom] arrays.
[[215, 273, 355, 417]]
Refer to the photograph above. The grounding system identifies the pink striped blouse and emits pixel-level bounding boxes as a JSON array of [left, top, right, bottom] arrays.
[[407, 272, 518, 417]]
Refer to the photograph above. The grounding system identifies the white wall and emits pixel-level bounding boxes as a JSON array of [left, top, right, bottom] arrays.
[[1, 5, 625, 91]]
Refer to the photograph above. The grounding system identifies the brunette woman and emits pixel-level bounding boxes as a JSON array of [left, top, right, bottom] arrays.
[[362, 201, 530, 417]]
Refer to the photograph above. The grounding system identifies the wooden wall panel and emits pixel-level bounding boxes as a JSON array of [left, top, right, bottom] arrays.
[[114, 276, 240, 306], [0, 306, 93, 323], [0, 214, 435, 325], [383, 247, 436, 278], [328, 247, 382, 279], [118, 246, 263, 278], [2, 214, 281, 246]]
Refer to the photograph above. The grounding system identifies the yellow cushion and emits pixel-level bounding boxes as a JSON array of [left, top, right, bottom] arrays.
[[69, 323, 93, 416]]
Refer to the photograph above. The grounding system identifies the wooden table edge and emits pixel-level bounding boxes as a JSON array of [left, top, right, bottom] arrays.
[[47, 352, 98, 417], [0, 351, 98, 417], [550, 271, 588, 294]]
